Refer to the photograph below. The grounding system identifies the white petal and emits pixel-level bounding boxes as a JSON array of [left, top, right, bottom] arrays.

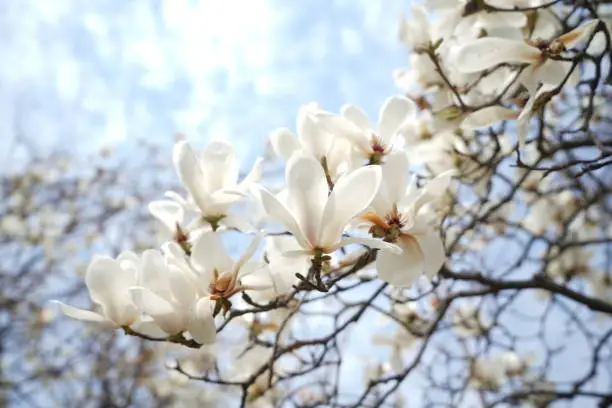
[[239, 157, 264, 187], [201, 141, 238, 192], [376, 237, 424, 287], [85, 255, 138, 326], [258, 187, 311, 250], [455, 38, 540, 73], [130, 288, 183, 334], [222, 214, 255, 233], [269, 128, 299, 161], [148, 200, 184, 232], [285, 153, 329, 245], [139, 249, 171, 297], [517, 83, 557, 148], [534, 60, 570, 88], [191, 232, 234, 274], [235, 234, 263, 275], [164, 190, 190, 208], [378, 96, 416, 145], [587, 31, 606, 55], [414, 231, 446, 279], [333, 236, 402, 254], [382, 152, 409, 208], [173, 141, 210, 210], [298, 105, 332, 158], [131, 317, 167, 337], [318, 166, 382, 249], [341, 104, 372, 132], [188, 297, 217, 345], [312, 112, 370, 153], [50, 301, 107, 323], [518, 65, 540, 95], [478, 11, 526, 29], [168, 266, 197, 308], [411, 170, 454, 214], [461, 106, 519, 130], [559, 19, 599, 49]]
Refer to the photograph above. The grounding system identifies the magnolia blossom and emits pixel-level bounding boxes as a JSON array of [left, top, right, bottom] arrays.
[[312, 96, 416, 165], [258, 153, 399, 256], [190, 231, 270, 302], [398, 4, 437, 52], [361, 153, 452, 286], [454, 19, 599, 93], [269, 103, 352, 181], [128, 247, 217, 344], [372, 328, 419, 373], [452, 303, 491, 337], [425, 0, 531, 40], [52, 252, 141, 327], [150, 141, 262, 235]]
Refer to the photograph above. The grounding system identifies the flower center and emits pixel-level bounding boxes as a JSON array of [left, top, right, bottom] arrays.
[[209, 271, 234, 296], [369, 135, 387, 165]]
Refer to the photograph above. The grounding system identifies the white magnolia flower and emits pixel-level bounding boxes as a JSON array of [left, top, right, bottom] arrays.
[[425, 0, 530, 40], [312, 96, 417, 165], [454, 19, 599, 94], [398, 4, 436, 52], [52, 252, 141, 327], [361, 153, 452, 287], [190, 231, 271, 302], [452, 303, 491, 337], [461, 106, 519, 132], [470, 355, 507, 391], [372, 328, 419, 373], [150, 140, 262, 234], [258, 153, 399, 256], [128, 249, 217, 344], [269, 103, 352, 180]]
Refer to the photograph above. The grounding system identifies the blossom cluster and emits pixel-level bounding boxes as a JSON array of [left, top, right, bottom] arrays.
[[49, 1, 611, 405], [53, 113, 452, 343]]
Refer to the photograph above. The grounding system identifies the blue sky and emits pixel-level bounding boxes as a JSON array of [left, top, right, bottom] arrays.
[[0, 0, 409, 168]]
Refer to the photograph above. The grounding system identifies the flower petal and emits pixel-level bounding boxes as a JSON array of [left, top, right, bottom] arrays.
[[173, 141, 210, 210], [139, 249, 171, 297], [334, 236, 402, 254], [235, 233, 263, 275], [222, 214, 255, 233], [376, 236, 424, 287], [168, 266, 198, 308], [239, 157, 264, 188], [455, 38, 540, 73], [534, 60, 571, 88], [559, 19, 599, 49], [201, 141, 238, 193], [298, 103, 332, 158], [461, 106, 519, 130], [318, 166, 382, 249], [50, 301, 108, 323], [148, 200, 184, 232], [191, 232, 234, 275], [85, 255, 138, 326], [285, 153, 329, 245], [414, 231, 446, 279], [378, 96, 416, 145], [130, 287, 183, 334], [258, 187, 311, 250], [341, 104, 372, 132], [380, 152, 410, 211], [188, 297, 217, 345], [269, 128, 299, 161], [312, 112, 370, 153]]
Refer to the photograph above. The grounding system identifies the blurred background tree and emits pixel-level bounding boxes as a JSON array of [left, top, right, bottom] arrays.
[[1, 1, 612, 408]]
